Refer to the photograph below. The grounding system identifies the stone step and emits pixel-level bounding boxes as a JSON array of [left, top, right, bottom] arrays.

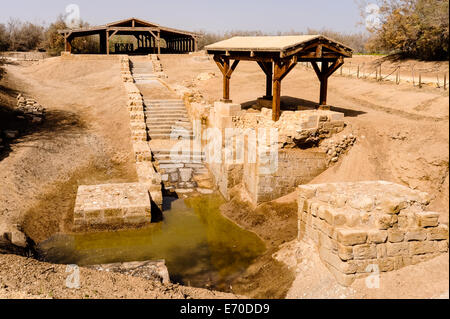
[[145, 109, 188, 114], [147, 123, 192, 129], [146, 119, 190, 124], [153, 149, 205, 157], [149, 134, 194, 140], [145, 103, 185, 106], [146, 115, 189, 120], [145, 105, 187, 109], [144, 98, 184, 104], [148, 129, 193, 135]]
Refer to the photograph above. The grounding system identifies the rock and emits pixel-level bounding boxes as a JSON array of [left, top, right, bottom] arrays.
[[4, 130, 19, 139], [0, 218, 29, 255]]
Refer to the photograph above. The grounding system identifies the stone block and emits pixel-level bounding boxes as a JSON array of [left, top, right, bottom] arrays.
[[410, 241, 437, 255], [416, 212, 440, 227], [336, 228, 367, 246], [73, 183, 151, 231], [133, 142, 152, 162], [405, 228, 427, 241], [427, 224, 449, 241], [353, 244, 377, 260], [319, 247, 357, 274], [214, 101, 241, 117], [386, 242, 409, 257], [367, 230, 388, 244], [388, 229, 405, 243]]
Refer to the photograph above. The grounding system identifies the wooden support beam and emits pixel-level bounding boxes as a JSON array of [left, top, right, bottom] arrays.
[[213, 55, 240, 102], [273, 56, 298, 81], [271, 56, 298, 121], [106, 30, 110, 55], [257, 61, 273, 99], [311, 58, 343, 107], [157, 32, 161, 54], [319, 62, 329, 106]]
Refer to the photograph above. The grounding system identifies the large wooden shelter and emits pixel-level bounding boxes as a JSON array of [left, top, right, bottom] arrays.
[[59, 18, 200, 55], [206, 35, 353, 121]]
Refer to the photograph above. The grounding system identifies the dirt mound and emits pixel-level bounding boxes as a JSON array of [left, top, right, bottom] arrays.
[[0, 57, 137, 242]]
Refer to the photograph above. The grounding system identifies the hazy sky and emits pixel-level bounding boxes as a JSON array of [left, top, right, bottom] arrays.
[[0, 0, 365, 34]]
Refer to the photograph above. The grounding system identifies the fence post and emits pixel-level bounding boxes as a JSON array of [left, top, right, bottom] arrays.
[[357, 65, 360, 79], [444, 74, 447, 90], [419, 73, 422, 88], [436, 74, 440, 88]]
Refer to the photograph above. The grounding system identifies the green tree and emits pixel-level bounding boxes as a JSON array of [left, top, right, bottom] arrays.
[[360, 0, 449, 60], [44, 17, 99, 55]]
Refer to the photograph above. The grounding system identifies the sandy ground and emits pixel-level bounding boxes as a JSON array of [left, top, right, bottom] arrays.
[[0, 57, 234, 299], [0, 52, 448, 299], [159, 53, 449, 298], [0, 254, 236, 299]]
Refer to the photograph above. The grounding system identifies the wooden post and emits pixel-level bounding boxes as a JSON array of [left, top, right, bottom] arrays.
[[223, 58, 230, 100], [419, 73, 422, 88], [319, 62, 329, 106], [444, 74, 447, 90], [213, 55, 239, 103], [106, 30, 110, 55], [272, 76, 281, 121], [64, 34, 73, 53], [157, 32, 161, 54], [265, 63, 273, 99], [357, 65, 360, 78], [272, 56, 298, 121], [257, 61, 273, 99]]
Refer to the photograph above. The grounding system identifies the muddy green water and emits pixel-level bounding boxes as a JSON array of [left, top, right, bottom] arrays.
[[38, 194, 265, 290]]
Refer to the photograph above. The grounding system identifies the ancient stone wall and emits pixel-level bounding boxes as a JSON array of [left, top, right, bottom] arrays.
[[121, 56, 162, 208], [245, 150, 328, 204], [72, 56, 163, 232], [298, 181, 449, 286]]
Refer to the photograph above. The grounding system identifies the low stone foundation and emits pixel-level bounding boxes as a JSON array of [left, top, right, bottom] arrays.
[[298, 181, 449, 286], [73, 183, 152, 231]]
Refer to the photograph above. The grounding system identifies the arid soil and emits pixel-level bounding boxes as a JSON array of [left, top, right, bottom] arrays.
[[0, 254, 237, 299], [1, 52, 448, 299], [0, 57, 233, 299]]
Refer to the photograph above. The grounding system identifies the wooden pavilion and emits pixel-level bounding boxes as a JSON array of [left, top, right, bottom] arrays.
[[206, 35, 353, 121], [59, 18, 200, 55]]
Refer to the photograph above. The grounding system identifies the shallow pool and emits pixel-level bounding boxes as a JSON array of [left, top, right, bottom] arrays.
[[38, 193, 266, 291]]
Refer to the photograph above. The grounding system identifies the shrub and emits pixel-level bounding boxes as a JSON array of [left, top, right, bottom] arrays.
[[360, 0, 449, 60]]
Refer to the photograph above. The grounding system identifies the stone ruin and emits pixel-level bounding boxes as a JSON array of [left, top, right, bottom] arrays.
[[73, 183, 152, 231], [16, 94, 46, 124], [298, 181, 449, 286]]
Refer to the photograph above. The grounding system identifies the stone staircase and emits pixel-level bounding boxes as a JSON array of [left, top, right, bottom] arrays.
[[131, 60, 158, 84], [144, 99, 210, 192], [145, 99, 194, 140]]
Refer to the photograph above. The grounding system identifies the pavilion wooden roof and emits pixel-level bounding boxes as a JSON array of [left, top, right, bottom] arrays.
[[206, 35, 353, 122], [206, 35, 353, 60], [58, 17, 201, 38]]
